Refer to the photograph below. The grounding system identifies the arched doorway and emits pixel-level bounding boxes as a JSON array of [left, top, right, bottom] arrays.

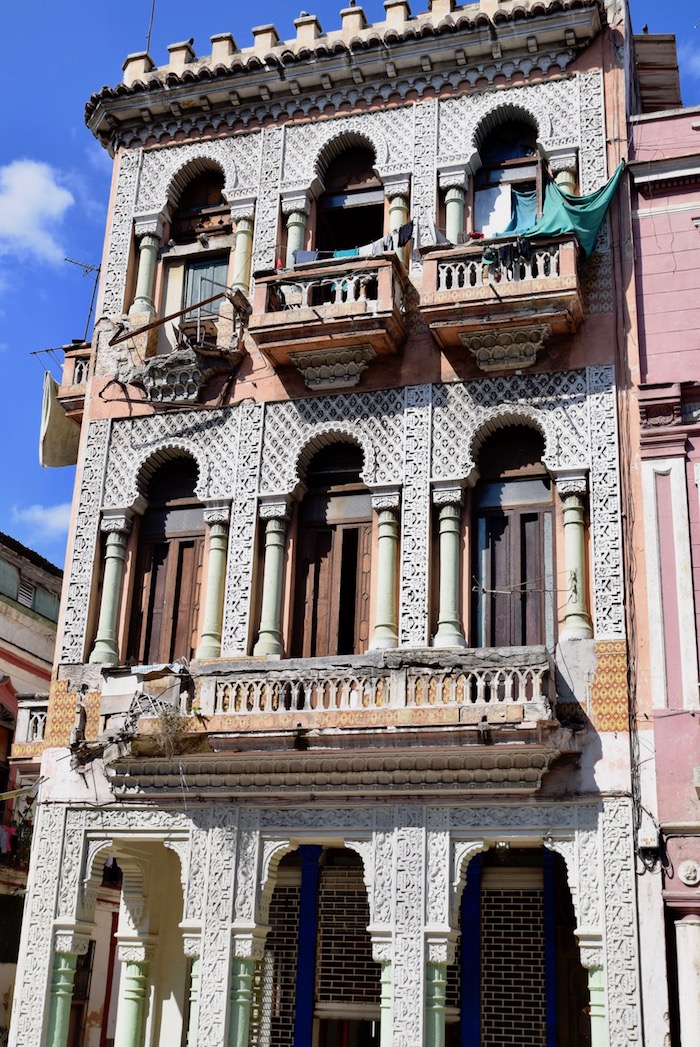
[[316, 145, 385, 253]]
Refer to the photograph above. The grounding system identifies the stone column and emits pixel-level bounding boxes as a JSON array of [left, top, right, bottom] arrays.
[[432, 486, 467, 648], [282, 192, 310, 268], [230, 200, 256, 296], [370, 491, 400, 651], [384, 175, 411, 263], [89, 510, 133, 665], [438, 165, 469, 244], [113, 941, 154, 1047], [674, 906, 700, 1047], [424, 938, 454, 1047], [129, 213, 165, 317], [587, 966, 606, 1047], [196, 503, 231, 660], [46, 932, 91, 1047], [183, 935, 201, 1047], [555, 473, 593, 639], [253, 500, 290, 657], [371, 935, 393, 1047], [547, 147, 579, 196], [230, 932, 267, 1047]]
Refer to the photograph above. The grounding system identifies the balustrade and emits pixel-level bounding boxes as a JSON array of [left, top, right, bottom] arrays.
[[266, 269, 380, 312], [437, 245, 560, 292]]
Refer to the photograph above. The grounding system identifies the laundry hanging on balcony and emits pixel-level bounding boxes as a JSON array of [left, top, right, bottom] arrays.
[[519, 161, 625, 257]]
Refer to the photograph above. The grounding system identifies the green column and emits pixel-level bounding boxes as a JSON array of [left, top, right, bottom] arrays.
[[113, 946, 152, 1047], [231, 214, 254, 296], [129, 232, 160, 316], [444, 186, 466, 245], [253, 506, 289, 657], [425, 961, 447, 1047], [557, 477, 593, 639], [370, 496, 400, 650], [89, 514, 132, 665], [433, 492, 466, 648], [587, 966, 606, 1047], [380, 960, 393, 1047], [46, 953, 78, 1047], [388, 192, 410, 264], [229, 956, 255, 1047], [554, 167, 577, 195], [284, 207, 309, 268], [186, 955, 200, 1047], [196, 507, 230, 659]]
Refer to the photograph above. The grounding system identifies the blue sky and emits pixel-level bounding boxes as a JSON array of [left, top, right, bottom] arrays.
[[0, 0, 696, 567]]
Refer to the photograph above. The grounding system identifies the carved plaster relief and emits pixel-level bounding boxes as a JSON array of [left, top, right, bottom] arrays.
[[400, 386, 432, 646], [100, 150, 141, 318], [252, 126, 283, 275]]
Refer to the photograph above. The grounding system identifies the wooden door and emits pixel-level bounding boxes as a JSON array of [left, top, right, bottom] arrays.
[[130, 534, 204, 664]]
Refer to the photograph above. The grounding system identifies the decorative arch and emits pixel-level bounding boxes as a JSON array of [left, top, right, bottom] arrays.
[[135, 138, 241, 216], [449, 840, 487, 927], [314, 130, 379, 185], [257, 840, 299, 924], [121, 441, 210, 508], [282, 114, 393, 190], [291, 424, 377, 493], [466, 407, 557, 479], [471, 103, 541, 157]]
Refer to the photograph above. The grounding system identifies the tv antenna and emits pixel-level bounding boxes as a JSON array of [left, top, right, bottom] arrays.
[[65, 257, 101, 341]]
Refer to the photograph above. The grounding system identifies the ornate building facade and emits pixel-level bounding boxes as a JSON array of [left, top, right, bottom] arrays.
[[8, 1, 658, 1045]]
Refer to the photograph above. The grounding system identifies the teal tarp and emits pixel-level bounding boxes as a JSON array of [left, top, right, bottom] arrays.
[[501, 186, 538, 236], [523, 161, 625, 257]]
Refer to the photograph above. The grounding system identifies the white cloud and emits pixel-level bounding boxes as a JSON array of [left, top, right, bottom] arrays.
[[11, 502, 72, 542], [0, 160, 74, 263], [678, 41, 700, 81]]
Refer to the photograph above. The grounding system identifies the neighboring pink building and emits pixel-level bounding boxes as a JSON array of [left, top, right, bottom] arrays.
[[630, 100, 700, 1045]]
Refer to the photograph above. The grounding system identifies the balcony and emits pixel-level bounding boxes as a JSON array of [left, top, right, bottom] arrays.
[[103, 648, 582, 797], [249, 254, 408, 388], [57, 342, 92, 420], [420, 236, 583, 368]]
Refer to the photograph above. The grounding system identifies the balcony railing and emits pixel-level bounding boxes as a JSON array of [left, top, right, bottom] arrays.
[[249, 254, 408, 381], [14, 698, 48, 744], [420, 235, 583, 357], [192, 647, 555, 730]]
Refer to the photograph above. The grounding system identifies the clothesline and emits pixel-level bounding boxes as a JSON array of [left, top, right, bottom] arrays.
[[291, 219, 414, 266]]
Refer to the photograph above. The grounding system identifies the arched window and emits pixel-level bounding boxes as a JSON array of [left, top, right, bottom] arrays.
[[316, 146, 384, 253], [473, 118, 542, 237], [291, 443, 372, 658], [128, 458, 205, 664], [471, 426, 554, 648]]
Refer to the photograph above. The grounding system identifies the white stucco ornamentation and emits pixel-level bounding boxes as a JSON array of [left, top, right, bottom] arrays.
[[100, 150, 141, 317], [400, 385, 432, 646]]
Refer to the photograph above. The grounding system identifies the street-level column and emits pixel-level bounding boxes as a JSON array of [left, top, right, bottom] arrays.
[[129, 212, 165, 317], [369, 490, 400, 650], [182, 934, 201, 1047], [46, 930, 92, 1047], [229, 198, 256, 296], [89, 510, 134, 665], [384, 174, 411, 263], [196, 503, 231, 659], [438, 165, 469, 244], [424, 937, 456, 1047], [253, 499, 291, 657], [673, 902, 700, 1047], [282, 191, 310, 269], [230, 930, 269, 1047], [113, 940, 155, 1047], [554, 472, 593, 639], [432, 485, 467, 648], [371, 933, 393, 1047], [578, 941, 606, 1047]]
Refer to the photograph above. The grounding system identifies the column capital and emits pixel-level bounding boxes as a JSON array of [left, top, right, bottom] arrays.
[[182, 933, 202, 959], [232, 927, 270, 961], [424, 930, 457, 966], [203, 501, 231, 526], [383, 173, 411, 200], [281, 189, 311, 217], [117, 939, 156, 965], [371, 487, 401, 512], [369, 928, 393, 964], [432, 482, 464, 508], [546, 145, 579, 176], [54, 929, 92, 956], [259, 496, 292, 521], [576, 932, 604, 970], [551, 468, 588, 496], [100, 508, 134, 535], [133, 211, 167, 239], [228, 195, 257, 222], [438, 163, 469, 191]]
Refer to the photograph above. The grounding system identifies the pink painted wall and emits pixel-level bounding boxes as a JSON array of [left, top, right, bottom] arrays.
[[653, 710, 700, 825]]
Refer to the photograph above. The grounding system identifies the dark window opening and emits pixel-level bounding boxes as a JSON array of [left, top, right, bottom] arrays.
[[292, 445, 371, 659], [128, 458, 205, 665], [316, 147, 384, 253], [472, 427, 554, 648], [474, 119, 542, 236], [170, 171, 231, 244]]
